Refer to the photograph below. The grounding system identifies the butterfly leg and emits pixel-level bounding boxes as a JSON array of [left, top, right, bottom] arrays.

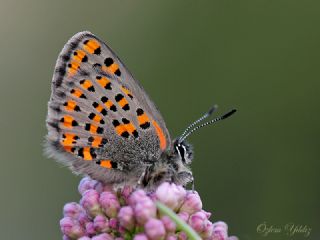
[[137, 166, 148, 187]]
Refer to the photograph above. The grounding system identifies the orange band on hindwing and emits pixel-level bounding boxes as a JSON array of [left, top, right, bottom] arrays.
[[152, 120, 167, 151]]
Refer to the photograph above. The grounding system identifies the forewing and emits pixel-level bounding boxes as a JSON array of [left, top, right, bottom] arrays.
[[46, 31, 170, 184]]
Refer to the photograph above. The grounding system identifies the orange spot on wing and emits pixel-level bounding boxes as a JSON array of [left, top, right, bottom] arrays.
[[89, 124, 98, 134], [121, 86, 133, 98], [100, 160, 112, 169], [68, 61, 80, 76], [101, 66, 111, 74], [83, 147, 92, 160], [92, 115, 102, 123], [115, 125, 127, 136], [91, 136, 102, 147], [123, 123, 136, 134], [101, 65, 117, 76], [73, 50, 86, 62], [61, 133, 77, 146], [118, 98, 128, 108], [71, 88, 84, 98], [81, 80, 93, 90], [62, 116, 74, 128], [104, 100, 114, 109], [63, 146, 73, 152], [109, 63, 119, 73], [138, 114, 149, 125], [97, 76, 111, 88], [152, 120, 167, 151], [65, 100, 77, 111], [83, 39, 100, 54], [95, 104, 104, 113]]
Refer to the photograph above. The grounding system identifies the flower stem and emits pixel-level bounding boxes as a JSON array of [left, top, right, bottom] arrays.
[[156, 201, 201, 240]]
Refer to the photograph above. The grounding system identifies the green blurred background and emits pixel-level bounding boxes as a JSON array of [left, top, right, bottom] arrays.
[[0, 0, 319, 239]]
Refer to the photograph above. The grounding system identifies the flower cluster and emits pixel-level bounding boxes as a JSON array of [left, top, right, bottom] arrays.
[[60, 177, 237, 240]]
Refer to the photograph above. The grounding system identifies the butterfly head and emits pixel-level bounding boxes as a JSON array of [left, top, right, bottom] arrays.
[[173, 139, 193, 165], [143, 106, 237, 188]]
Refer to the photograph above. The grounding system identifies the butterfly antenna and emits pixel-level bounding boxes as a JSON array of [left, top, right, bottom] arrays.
[[179, 109, 237, 143], [179, 105, 218, 142]]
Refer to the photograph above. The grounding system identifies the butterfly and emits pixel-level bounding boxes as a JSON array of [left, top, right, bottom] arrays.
[[46, 31, 236, 189]]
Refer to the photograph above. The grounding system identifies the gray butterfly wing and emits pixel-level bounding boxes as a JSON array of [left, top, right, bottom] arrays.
[[46, 31, 171, 184]]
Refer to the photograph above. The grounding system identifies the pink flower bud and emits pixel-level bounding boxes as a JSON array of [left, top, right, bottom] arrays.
[[108, 218, 118, 230], [121, 185, 133, 203], [94, 215, 109, 233], [161, 216, 176, 233], [77, 212, 91, 226], [177, 212, 189, 222], [118, 225, 126, 235], [166, 234, 178, 240], [148, 192, 157, 201], [188, 211, 208, 233], [79, 177, 103, 195], [177, 232, 188, 240], [118, 206, 135, 230], [156, 182, 186, 211], [144, 218, 166, 240], [63, 202, 84, 219], [179, 191, 202, 215], [92, 233, 113, 240], [85, 221, 96, 235], [80, 189, 102, 217], [212, 221, 228, 240], [128, 189, 147, 206], [200, 221, 213, 238], [99, 191, 120, 218], [134, 197, 157, 225], [60, 217, 85, 239], [60, 177, 238, 240], [213, 221, 227, 230], [133, 234, 149, 240]]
